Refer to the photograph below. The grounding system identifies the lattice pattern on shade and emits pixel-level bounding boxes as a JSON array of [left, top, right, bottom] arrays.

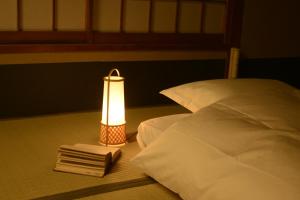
[[100, 124, 126, 145]]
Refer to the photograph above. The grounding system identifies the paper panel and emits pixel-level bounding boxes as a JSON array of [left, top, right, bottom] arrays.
[[22, 0, 52, 31], [124, 0, 150, 33], [204, 3, 225, 33], [152, 1, 177, 33], [0, 0, 18, 30], [57, 0, 85, 31], [93, 0, 122, 32], [179, 1, 202, 33]]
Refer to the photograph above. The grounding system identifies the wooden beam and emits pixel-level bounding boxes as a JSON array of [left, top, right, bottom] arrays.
[[120, 0, 126, 32], [224, 0, 244, 78], [224, 0, 244, 47], [85, 0, 93, 31], [0, 31, 87, 44], [0, 33, 226, 53], [200, 2, 206, 33], [175, 0, 181, 33], [52, 0, 57, 31], [149, 0, 154, 33], [17, 0, 23, 31], [85, 0, 94, 43]]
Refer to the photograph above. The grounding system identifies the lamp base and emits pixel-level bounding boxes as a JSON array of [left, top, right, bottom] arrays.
[[99, 123, 126, 146]]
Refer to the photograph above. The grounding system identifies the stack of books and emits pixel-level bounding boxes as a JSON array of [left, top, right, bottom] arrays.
[[54, 143, 121, 177]]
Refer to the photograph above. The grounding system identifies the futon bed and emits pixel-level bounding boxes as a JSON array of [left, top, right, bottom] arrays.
[[133, 78, 300, 200]]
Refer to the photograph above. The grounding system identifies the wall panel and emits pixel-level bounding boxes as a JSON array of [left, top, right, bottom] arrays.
[[0, 0, 238, 53], [204, 3, 225, 33], [124, 0, 150, 32], [22, 0, 53, 31], [0, 0, 18, 31], [56, 0, 86, 31], [152, 1, 177, 33], [178, 1, 202, 33], [93, 0, 121, 32]]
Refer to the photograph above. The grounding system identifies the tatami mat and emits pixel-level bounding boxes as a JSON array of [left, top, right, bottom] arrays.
[[0, 105, 187, 199]]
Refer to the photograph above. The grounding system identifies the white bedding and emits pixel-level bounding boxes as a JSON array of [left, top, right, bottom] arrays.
[[132, 80, 300, 200], [160, 78, 300, 112], [136, 113, 191, 149]]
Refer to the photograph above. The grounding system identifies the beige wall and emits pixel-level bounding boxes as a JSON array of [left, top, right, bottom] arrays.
[[241, 0, 300, 58]]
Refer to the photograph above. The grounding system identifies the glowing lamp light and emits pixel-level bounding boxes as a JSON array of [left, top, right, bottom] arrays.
[[100, 68, 126, 146]]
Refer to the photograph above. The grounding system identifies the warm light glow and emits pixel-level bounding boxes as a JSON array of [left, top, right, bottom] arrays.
[[101, 76, 125, 126], [100, 69, 126, 146]]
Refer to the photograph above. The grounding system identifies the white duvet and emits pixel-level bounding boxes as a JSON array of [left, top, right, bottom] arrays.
[[132, 92, 300, 200], [136, 113, 191, 149]]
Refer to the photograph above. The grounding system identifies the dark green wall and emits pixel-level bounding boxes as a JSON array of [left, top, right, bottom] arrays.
[[1, 57, 299, 119], [0, 60, 225, 118]]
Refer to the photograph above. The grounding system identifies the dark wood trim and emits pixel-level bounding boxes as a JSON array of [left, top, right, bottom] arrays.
[[155, 0, 225, 2], [224, 47, 231, 77], [224, 0, 244, 77], [0, 31, 87, 44], [52, 0, 57, 31], [120, 0, 126, 32], [149, 0, 154, 33], [0, 44, 102, 53], [221, 1, 226, 33], [17, 0, 23, 31], [200, 2, 206, 33], [93, 32, 225, 50], [85, 0, 93, 31], [0, 33, 225, 53], [85, 0, 94, 43], [175, 0, 181, 33], [224, 0, 244, 47]]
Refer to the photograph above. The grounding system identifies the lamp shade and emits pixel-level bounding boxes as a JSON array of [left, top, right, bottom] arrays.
[[100, 69, 126, 146], [101, 76, 125, 126]]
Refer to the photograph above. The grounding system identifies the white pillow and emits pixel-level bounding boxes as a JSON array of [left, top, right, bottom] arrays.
[[160, 78, 300, 112], [131, 96, 300, 200], [136, 113, 191, 149]]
